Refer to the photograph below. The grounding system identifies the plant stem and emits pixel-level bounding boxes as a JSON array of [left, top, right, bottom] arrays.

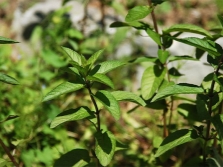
[[203, 54, 223, 164], [0, 138, 19, 167]]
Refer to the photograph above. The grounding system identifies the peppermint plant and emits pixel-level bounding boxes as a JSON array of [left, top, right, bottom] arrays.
[[42, 47, 146, 166]]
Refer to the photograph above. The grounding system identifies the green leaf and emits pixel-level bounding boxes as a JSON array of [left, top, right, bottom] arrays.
[[91, 60, 126, 74], [62, 47, 82, 65], [141, 65, 166, 100], [50, 106, 94, 128], [217, 15, 223, 28], [207, 158, 221, 167], [168, 55, 198, 62], [0, 73, 19, 85], [170, 37, 221, 57], [129, 57, 158, 63], [196, 94, 210, 121], [111, 91, 146, 106], [95, 131, 116, 166], [168, 67, 183, 77], [155, 129, 199, 157], [0, 36, 19, 44], [42, 82, 84, 102], [152, 83, 204, 102], [177, 103, 199, 122], [164, 24, 213, 38], [0, 115, 19, 123], [54, 149, 90, 167], [110, 21, 150, 30], [212, 114, 223, 140], [146, 28, 162, 46], [151, 0, 166, 5], [125, 6, 153, 22], [87, 73, 114, 89], [87, 49, 104, 67], [94, 90, 120, 120], [158, 49, 169, 64]]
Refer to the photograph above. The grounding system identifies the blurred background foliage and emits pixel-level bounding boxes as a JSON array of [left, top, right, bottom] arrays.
[[0, 0, 223, 166]]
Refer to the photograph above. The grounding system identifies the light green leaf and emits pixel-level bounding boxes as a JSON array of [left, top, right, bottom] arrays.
[[141, 65, 166, 100], [152, 83, 204, 102], [111, 91, 146, 106], [164, 24, 213, 38], [146, 28, 162, 46], [50, 106, 94, 128], [212, 114, 223, 140], [62, 46, 82, 65], [54, 149, 90, 167], [91, 60, 126, 74], [42, 82, 84, 102], [94, 90, 120, 120], [95, 131, 116, 166], [125, 6, 153, 22], [0, 73, 19, 85], [87, 49, 104, 67], [168, 55, 198, 62], [0, 36, 19, 44], [158, 49, 169, 64], [87, 73, 114, 89], [171, 37, 221, 57], [155, 129, 199, 157], [129, 57, 158, 63]]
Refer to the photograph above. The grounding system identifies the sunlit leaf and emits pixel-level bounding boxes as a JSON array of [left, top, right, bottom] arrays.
[[94, 90, 120, 120], [158, 49, 169, 64], [155, 129, 199, 157], [129, 57, 158, 63], [164, 24, 213, 38], [0, 73, 19, 85], [146, 28, 162, 46], [111, 91, 146, 106], [141, 65, 166, 100], [87, 49, 104, 67], [95, 131, 116, 166], [0, 36, 19, 44], [125, 6, 153, 22], [54, 149, 90, 167], [152, 83, 204, 102], [42, 82, 84, 102], [50, 106, 94, 128], [62, 47, 82, 65], [87, 73, 114, 89]]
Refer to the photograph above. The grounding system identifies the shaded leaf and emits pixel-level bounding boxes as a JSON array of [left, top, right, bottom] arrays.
[[54, 149, 90, 167], [168, 55, 198, 62], [87, 73, 114, 89], [125, 6, 153, 22], [129, 57, 158, 63], [50, 106, 94, 128], [62, 46, 82, 65], [207, 158, 221, 167], [0, 115, 19, 123], [152, 83, 204, 102], [42, 82, 84, 102], [196, 94, 209, 121], [111, 91, 146, 106], [212, 114, 223, 140], [94, 90, 120, 120], [95, 131, 116, 166], [0, 36, 19, 44], [217, 15, 223, 28], [141, 65, 166, 100], [164, 24, 212, 38], [168, 67, 184, 77], [91, 60, 126, 74], [0, 73, 19, 85], [155, 129, 199, 157], [110, 21, 150, 30]]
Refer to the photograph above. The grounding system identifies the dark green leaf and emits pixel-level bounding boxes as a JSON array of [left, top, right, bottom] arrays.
[[207, 158, 221, 167], [110, 21, 150, 30], [54, 149, 90, 167], [62, 47, 82, 65], [94, 90, 120, 120], [95, 131, 116, 166], [162, 33, 173, 48], [0, 115, 19, 123], [212, 114, 223, 140], [91, 60, 126, 74], [196, 94, 210, 121], [87, 73, 114, 89], [125, 6, 153, 22], [170, 37, 221, 57], [50, 106, 94, 128], [217, 15, 223, 28], [0, 36, 19, 44], [168, 55, 198, 62], [141, 65, 166, 100], [177, 103, 199, 121], [146, 28, 162, 46], [155, 129, 199, 157], [111, 91, 146, 106], [129, 57, 158, 63], [0, 73, 19, 85], [151, 0, 166, 5], [168, 67, 184, 77], [42, 82, 84, 102], [164, 24, 212, 38], [152, 83, 204, 102]]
